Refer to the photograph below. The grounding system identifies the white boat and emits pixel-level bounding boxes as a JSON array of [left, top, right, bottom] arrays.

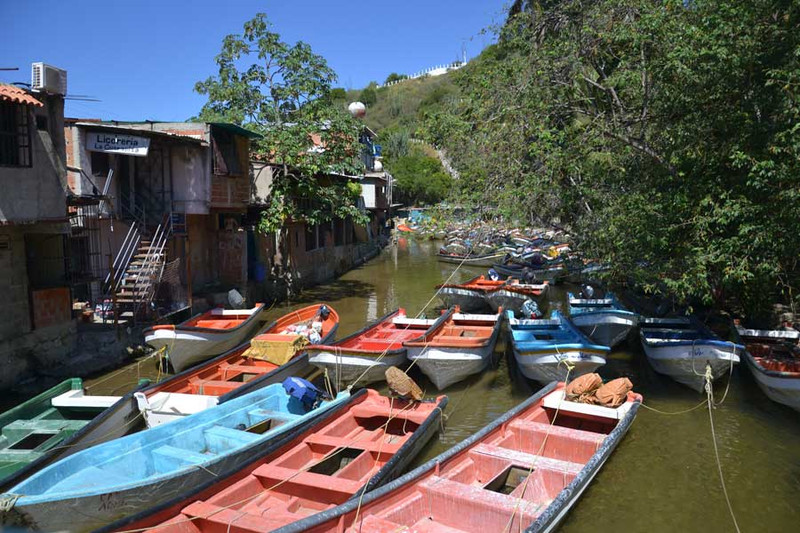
[[640, 317, 743, 392], [405, 310, 503, 389], [144, 304, 266, 372], [734, 324, 800, 411], [507, 310, 609, 384], [306, 309, 451, 388], [484, 281, 549, 315], [567, 292, 638, 347]]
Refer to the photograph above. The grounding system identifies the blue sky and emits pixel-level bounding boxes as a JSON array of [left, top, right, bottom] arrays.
[[0, 0, 508, 121]]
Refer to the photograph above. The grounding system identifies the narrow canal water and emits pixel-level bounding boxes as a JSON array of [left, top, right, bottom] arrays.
[[87, 238, 800, 532]]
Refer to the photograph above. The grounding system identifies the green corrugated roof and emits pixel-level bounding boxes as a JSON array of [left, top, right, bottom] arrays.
[[209, 122, 262, 139]]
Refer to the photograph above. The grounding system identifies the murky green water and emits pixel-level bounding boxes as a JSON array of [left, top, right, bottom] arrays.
[[87, 238, 800, 531]]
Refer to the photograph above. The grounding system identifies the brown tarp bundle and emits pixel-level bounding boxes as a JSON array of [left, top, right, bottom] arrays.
[[565, 373, 603, 403], [386, 366, 423, 401], [595, 377, 633, 408], [565, 374, 633, 408]]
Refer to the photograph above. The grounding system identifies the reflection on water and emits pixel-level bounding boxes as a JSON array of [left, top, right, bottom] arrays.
[[87, 238, 800, 531]]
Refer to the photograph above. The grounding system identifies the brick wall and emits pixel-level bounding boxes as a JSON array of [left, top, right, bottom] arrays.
[[210, 174, 249, 207], [31, 287, 71, 329]]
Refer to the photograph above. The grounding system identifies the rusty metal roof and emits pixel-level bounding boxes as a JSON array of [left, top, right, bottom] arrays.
[[0, 84, 43, 107]]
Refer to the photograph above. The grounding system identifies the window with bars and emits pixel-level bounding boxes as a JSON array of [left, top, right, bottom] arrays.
[[0, 101, 32, 167]]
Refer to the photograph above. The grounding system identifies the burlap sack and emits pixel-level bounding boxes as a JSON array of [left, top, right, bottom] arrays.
[[565, 373, 603, 403], [595, 377, 633, 408]]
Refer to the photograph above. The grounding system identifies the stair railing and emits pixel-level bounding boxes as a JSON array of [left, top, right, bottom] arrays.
[[131, 213, 173, 319], [103, 220, 141, 294]]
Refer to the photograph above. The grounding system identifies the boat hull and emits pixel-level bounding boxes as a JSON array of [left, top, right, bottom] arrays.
[[438, 287, 490, 313], [744, 353, 800, 411], [511, 347, 606, 384], [641, 338, 741, 392], [492, 263, 565, 283], [437, 253, 505, 268], [407, 346, 493, 390], [570, 312, 637, 348], [485, 287, 548, 315], [146, 326, 259, 373], [307, 349, 408, 386]]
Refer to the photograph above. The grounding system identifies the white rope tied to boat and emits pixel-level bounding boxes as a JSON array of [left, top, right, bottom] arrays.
[[0, 494, 19, 512], [704, 363, 742, 533]]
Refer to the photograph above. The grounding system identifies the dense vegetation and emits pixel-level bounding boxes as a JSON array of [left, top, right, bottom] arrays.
[[331, 74, 460, 207], [422, 0, 800, 316]]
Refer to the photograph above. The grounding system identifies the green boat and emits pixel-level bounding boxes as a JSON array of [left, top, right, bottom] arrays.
[[0, 378, 119, 483]]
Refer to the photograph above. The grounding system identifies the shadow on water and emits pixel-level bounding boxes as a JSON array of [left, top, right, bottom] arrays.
[[285, 278, 375, 305]]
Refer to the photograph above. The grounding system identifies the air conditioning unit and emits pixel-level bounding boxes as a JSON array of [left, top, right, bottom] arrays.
[[31, 62, 67, 95]]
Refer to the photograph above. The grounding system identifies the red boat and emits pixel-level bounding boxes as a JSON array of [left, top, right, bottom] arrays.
[[271, 381, 641, 533], [102, 390, 448, 533], [306, 308, 453, 387]]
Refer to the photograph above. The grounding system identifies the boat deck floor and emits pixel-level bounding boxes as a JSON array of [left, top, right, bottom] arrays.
[[149, 392, 437, 532], [0, 407, 98, 474], [156, 355, 280, 397]]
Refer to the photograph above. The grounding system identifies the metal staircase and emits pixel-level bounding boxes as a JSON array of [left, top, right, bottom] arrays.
[[105, 214, 172, 322]]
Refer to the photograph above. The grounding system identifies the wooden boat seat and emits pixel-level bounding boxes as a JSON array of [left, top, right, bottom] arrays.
[[508, 420, 604, 463], [188, 379, 241, 396], [204, 425, 261, 453], [218, 364, 272, 380], [419, 475, 541, 531], [251, 464, 363, 496], [470, 443, 583, 477], [152, 445, 212, 473], [302, 433, 403, 456], [194, 319, 239, 330]]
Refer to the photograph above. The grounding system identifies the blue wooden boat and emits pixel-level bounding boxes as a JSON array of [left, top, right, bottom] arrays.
[[507, 310, 609, 384], [567, 292, 638, 348], [0, 379, 350, 532], [640, 317, 743, 391]]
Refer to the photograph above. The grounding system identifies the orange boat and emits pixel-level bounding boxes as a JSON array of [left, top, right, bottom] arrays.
[[438, 275, 549, 315], [437, 275, 505, 312], [103, 390, 448, 533], [405, 307, 504, 389], [268, 382, 642, 533], [136, 304, 340, 427], [306, 308, 453, 387], [145, 304, 267, 372]]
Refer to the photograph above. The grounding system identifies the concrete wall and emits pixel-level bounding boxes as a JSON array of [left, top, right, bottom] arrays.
[[0, 96, 66, 223], [171, 144, 209, 215], [0, 227, 31, 339], [0, 320, 142, 393], [251, 161, 274, 204]]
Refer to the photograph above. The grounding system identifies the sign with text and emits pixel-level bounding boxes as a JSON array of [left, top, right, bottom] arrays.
[[87, 131, 150, 157]]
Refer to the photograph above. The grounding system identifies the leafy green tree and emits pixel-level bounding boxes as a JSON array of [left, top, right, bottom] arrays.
[[384, 73, 408, 85], [388, 146, 452, 206], [196, 13, 368, 288], [359, 83, 378, 106], [428, 0, 800, 317]]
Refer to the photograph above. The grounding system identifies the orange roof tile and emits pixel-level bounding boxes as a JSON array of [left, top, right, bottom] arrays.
[[0, 84, 43, 107]]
